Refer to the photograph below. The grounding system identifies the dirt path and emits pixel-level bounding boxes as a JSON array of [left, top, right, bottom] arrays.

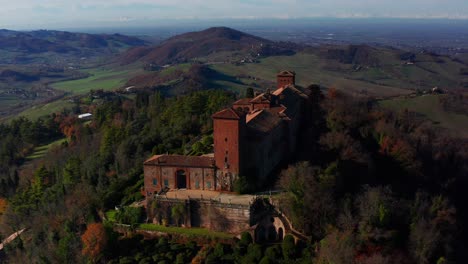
[[0, 228, 26, 251]]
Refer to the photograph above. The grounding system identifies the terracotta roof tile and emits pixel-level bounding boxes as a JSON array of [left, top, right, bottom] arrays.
[[278, 70, 296, 76], [246, 109, 283, 134], [212, 108, 241, 119], [144, 154, 215, 168], [233, 98, 252, 105], [250, 93, 272, 104]]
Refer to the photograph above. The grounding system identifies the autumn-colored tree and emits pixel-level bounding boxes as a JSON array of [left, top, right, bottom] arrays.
[[0, 197, 7, 215], [81, 223, 107, 262], [315, 229, 355, 264], [56, 115, 79, 141], [327, 87, 338, 99]]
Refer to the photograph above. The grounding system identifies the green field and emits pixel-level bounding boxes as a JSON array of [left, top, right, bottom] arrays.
[[138, 223, 233, 239], [10, 67, 142, 120], [26, 138, 67, 160], [211, 51, 465, 98], [52, 67, 142, 94], [17, 99, 74, 120], [379, 95, 468, 138], [7, 49, 466, 124], [105, 210, 118, 222], [0, 96, 21, 112], [211, 53, 412, 97]]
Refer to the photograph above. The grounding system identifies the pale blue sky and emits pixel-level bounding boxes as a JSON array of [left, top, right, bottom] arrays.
[[1, 0, 467, 29]]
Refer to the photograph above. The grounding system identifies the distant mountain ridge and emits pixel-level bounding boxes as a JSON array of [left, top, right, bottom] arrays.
[[0, 29, 146, 54], [119, 27, 296, 65]]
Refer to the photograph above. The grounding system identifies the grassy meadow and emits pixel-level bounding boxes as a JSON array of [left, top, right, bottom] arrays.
[[51, 67, 143, 94], [17, 100, 74, 120], [211, 53, 412, 97], [379, 95, 468, 138], [211, 51, 464, 97], [26, 138, 67, 161], [138, 224, 234, 239], [11, 66, 142, 120]]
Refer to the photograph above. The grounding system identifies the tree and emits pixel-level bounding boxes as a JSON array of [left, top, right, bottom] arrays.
[[0, 198, 7, 216], [81, 223, 107, 262], [240, 232, 253, 245], [171, 203, 186, 226], [115, 207, 142, 226], [279, 162, 308, 230], [234, 175, 250, 194], [315, 229, 355, 264], [246, 87, 254, 98], [409, 193, 456, 264], [282, 235, 296, 260], [243, 244, 263, 264]]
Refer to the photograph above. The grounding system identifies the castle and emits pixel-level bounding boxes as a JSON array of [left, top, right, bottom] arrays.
[[143, 71, 311, 196]]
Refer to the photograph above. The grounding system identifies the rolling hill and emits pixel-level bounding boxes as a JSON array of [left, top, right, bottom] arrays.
[[0, 29, 147, 64], [2, 26, 467, 129], [119, 27, 296, 65]]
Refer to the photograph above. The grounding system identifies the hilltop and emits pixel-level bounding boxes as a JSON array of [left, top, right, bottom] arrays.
[[119, 27, 296, 65], [0, 29, 147, 64]]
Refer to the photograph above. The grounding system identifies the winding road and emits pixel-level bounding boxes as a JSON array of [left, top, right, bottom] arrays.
[[0, 228, 26, 251]]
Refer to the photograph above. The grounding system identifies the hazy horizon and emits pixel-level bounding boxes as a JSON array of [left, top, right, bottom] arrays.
[[1, 0, 468, 30]]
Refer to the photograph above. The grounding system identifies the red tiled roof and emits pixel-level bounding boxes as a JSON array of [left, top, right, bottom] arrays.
[[246, 109, 283, 133], [212, 108, 241, 119], [277, 70, 296, 76], [144, 154, 215, 168], [269, 106, 287, 114], [233, 98, 252, 105], [250, 94, 271, 104]]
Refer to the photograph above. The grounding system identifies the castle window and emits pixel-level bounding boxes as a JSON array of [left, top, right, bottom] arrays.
[[206, 181, 212, 189], [195, 180, 200, 189], [164, 179, 169, 187], [152, 178, 158, 186], [225, 138, 228, 142]]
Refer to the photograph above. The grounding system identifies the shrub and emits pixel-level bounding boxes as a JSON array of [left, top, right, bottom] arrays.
[[282, 235, 296, 260]]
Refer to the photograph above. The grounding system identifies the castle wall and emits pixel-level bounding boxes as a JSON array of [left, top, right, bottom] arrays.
[[245, 122, 286, 182], [213, 117, 245, 190], [148, 198, 251, 234], [277, 75, 295, 89], [193, 200, 251, 233], [213, 118, 241, 174], [144, 165, 162, 196], [144, 165, 216, 196], [285, 105, 303, 155]]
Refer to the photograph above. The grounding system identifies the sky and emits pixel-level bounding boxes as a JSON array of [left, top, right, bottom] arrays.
[[1, 0, 468, 30]]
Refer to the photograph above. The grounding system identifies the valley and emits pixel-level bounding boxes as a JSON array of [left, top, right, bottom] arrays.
[[2, 27, 467, 134]]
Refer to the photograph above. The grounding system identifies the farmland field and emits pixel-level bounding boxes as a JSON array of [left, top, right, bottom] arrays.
[[379, 94, 468, 138], [211, 53, 412, 97], [52, 67, 143, 94], [26, 138, 67, 161], [17, 100, 74, 120]]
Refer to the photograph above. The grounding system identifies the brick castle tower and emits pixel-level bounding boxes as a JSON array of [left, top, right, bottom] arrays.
[[212, 108, 245, 190], [276, 70, 296, 89]]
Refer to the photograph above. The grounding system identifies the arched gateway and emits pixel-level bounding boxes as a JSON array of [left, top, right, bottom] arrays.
[[176, 170, 187, 189]]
